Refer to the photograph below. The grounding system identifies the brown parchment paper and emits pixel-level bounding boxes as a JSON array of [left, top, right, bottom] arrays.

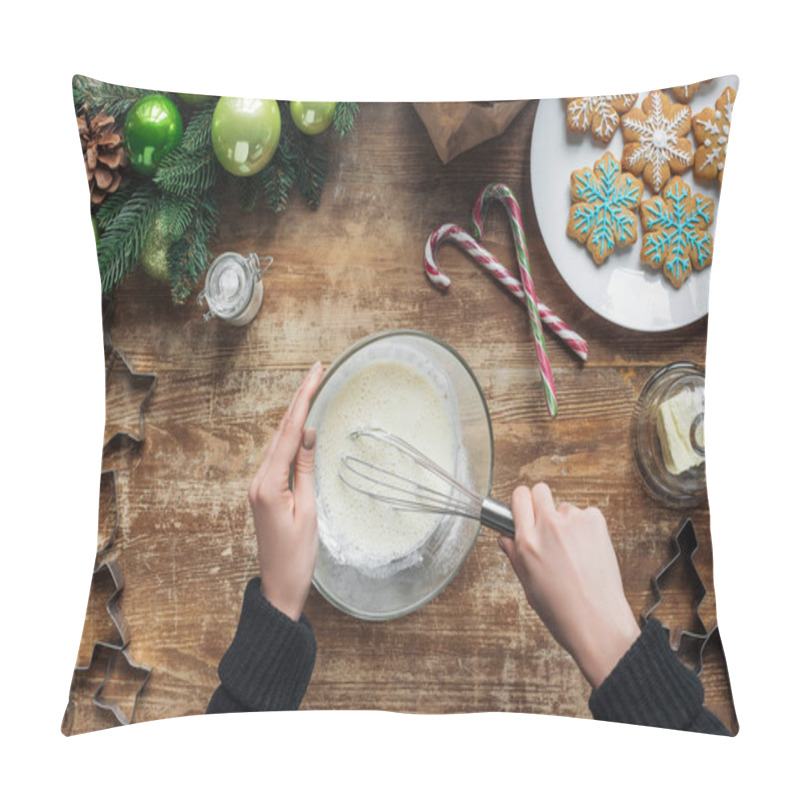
[[413, 101, 531, 164]]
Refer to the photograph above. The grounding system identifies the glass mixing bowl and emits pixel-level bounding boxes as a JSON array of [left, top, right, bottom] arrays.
[[304, 330, 494, 620]]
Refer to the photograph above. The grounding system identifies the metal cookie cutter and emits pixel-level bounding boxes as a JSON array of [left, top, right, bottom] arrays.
[[92, 643, 152, 726], [103, 349, 157, 453], [97, 470, 119, 555], [642, 518, 716, 674], [65, 342, 157, 731], [66, 643, 152, 730], [70, 558, 152, 727], [74, 559, 129, 671]]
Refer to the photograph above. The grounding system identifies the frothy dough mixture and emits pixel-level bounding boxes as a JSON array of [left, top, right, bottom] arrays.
[[315, 359, 458, 573]]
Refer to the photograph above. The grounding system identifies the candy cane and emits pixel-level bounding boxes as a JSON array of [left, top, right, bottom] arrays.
[[537, 304, 588, 362], [471, 182, 561, 417], [424, 223, 588, 362]]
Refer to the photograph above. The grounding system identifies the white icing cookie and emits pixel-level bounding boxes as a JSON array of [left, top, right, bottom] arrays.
[[668, 83, 700, 103], [692, 86, 736, 185], [566, 95, 638, 143], [621, 90, 693, 195]]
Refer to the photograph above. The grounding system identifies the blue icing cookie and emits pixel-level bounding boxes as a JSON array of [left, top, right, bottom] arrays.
[[640, 176, 715, 288], [567, 151, 644, 265]]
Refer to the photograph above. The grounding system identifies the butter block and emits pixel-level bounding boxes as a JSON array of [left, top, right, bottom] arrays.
[[655, 387, 704, 476]]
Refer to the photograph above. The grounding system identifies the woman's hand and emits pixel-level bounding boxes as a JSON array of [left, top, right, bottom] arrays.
[[498, 483, 641, 689], [248, 362, 324, 622]]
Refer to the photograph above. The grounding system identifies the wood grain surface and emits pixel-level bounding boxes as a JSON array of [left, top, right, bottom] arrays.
[[66, 100, 737, 736]]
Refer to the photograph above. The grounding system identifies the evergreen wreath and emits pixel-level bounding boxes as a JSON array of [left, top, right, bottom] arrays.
[[74, 76, 359, 304]]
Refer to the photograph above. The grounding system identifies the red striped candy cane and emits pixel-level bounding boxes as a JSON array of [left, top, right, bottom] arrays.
[[424, 224, 587, 362], [471, 183, 561, 416]]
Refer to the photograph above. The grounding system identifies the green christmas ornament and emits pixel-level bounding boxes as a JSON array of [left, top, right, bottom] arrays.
[[124, 94, 183, 177], [211, 97, 281, 177], [140, 216, 173, 283], [290, 101, 337, 135]]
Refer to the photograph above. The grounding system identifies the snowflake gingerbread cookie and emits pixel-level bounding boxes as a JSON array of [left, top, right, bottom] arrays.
[[621, 90, 693, 194], [692, 85, 736, 185], [566, 95, 638, 143], [640, 176, 715, 288], [567, 151, 644, 265], [667, 80, 714, 104], [668, 83, 700, 103]]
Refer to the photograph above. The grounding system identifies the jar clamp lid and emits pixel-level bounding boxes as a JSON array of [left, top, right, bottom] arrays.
[[197, 252, 272, 322]]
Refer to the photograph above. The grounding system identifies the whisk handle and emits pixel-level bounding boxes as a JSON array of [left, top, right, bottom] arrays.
[[480, 497, 515, 538]]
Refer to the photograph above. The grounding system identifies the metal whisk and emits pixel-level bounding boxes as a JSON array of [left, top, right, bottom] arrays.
[[339, 427, 515, 538]]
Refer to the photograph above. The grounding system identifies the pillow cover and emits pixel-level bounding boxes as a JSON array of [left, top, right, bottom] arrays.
[[64, 74, 738, 735]]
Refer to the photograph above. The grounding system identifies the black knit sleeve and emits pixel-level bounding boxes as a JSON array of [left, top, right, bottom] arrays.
[[588, 618, 730, 735], [206, 577, 317, 714]]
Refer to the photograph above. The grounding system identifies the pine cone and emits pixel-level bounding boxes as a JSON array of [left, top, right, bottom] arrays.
[[78, 108, 128, 205]]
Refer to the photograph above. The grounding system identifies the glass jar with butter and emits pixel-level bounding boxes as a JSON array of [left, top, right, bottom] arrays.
[[631, 362, 706, 507]]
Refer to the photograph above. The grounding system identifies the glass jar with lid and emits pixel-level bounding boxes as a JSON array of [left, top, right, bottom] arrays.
[[197, 252, 271, 326]]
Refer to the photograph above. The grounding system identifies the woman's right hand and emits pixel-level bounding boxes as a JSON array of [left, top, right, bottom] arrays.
[[498, 483, 641, 689], [248, 362, 324, 622]]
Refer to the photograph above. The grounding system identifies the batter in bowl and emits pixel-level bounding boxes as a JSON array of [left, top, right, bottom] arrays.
[[314, 358, 461, 575]]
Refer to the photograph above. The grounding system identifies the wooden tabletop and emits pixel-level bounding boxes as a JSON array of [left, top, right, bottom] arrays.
[[67, 100, 737, 735]]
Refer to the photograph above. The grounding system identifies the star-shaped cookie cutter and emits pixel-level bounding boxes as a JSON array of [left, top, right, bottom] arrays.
[[71, 558, 152, 726], [74, 558, 129, 671], [64, 338, 157, 731], [103, 349, 157, 453], [642, 518, 717, 675], [97, 469, 119, 554], [92, 642, 152, 726]]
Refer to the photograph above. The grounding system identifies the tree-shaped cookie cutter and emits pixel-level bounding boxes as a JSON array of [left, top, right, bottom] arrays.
[[642, 518, 717, 675]]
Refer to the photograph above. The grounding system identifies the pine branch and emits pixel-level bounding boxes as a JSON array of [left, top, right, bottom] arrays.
[[94, 181, 135, 232], [301, 142, 327, 209], [158, 195, 196, 238], [334, 102, 359, 136], [197, 192, 220, 241], [293, 130, 327, 209], [153, 107, 218, 197], [96, 184, 161, 295], [236, 176, 260, 212], [179, 105, 215, 153], [73, 74, 152, 118], [84, 84, 356, 303], [154, 150, 218, 196], [168, 193, 219, 304], [260, 129, 298, 212], [260, 160, 292, 213]]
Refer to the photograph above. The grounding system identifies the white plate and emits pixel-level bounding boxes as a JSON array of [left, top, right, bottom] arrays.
[[530, 76, 738, 332]]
